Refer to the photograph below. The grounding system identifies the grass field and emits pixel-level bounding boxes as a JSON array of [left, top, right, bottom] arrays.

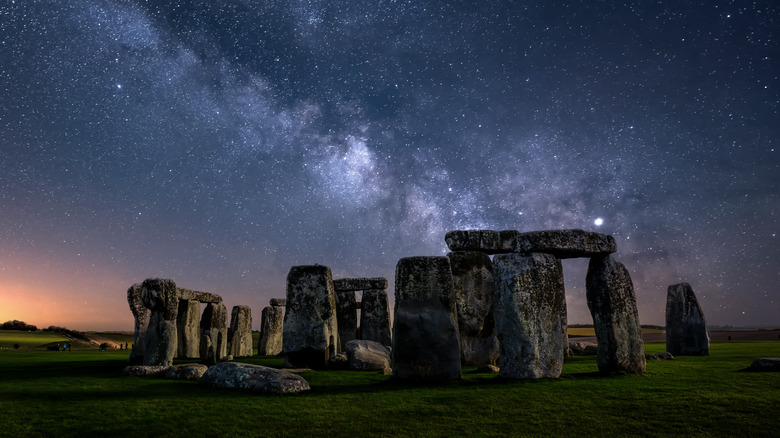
[[1, 338, 778, 437], [0, 331, 70, 349]]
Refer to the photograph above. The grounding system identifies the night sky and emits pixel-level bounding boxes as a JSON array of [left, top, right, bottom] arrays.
[[1, 1, 777, 331]]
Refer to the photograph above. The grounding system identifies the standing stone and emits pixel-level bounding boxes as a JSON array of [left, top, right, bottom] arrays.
[[258, 306, 284, 355], [334, 290, 358, 351], [176, 299, 201, 359], [360, 289, 392, 347], [392, 256, 461, 382], [448, 251, 499, 366], [127, 283, 149, 365], [666, 283, 710, 356], [493, 253, 567, 379], [229, 305, 253, 358], [282, 265, 339, 369], [200, 302, 228, 365], [586, 255, 646, 374], [140, 278, 179, 367]]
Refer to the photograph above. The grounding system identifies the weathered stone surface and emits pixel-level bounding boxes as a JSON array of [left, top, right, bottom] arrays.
[[448, 251, 499, 366], [360, 289, 392, 347], [165, 363, 209, 380], [127, 283, 149, 365], [666, 283, 710, 356], [200, 302, 228, 365], [140, 278, 179, 367], [445, 230, 518, 254], [177, 288, 222, 303], [282, 265, 339, 369], [568, 341, 598, 356], [229, 305, 253, 358], [270, 298, 286, 307], [392, 256, 461, 382], [514, 229, 616, 258], [333, 277, 389, 291], [493, 253, 567, 379], [346, 339, 391, 371], [645, 352, 675, 361], [122, 365, 169, 377], [177, 299, 201, 359], [474, 364, 500, 374], [748, 357, 780, 372], [200, 362, 310, 394], [335, 290, 358, 351], [586, 255, 646, 374], [258, 306, 284, 356]]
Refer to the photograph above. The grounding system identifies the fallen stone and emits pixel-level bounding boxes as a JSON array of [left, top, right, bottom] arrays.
[[586, 255, 646, 374], [568, 341, 598, 355], [200, 302, 228, 365], [666, 283, 710, 356], [444, 230, 519, 254], [127, 283, 149, 365], [392, 256, 461, 382], [165, 363, 209, 380], [258, 306, 284, 356], [122, 365, 169, 377], [200, 362, 310, 394], [645, 352, 675, 361], [448, 251, 499, 366], [360, 289, 392, 347], [748, 358, 780, 372], [282, 265, 339, 369], [335, 290, 358, 350], [270, 298, 286, 307], [333, 277, 389, 291], [330, 353, 349, 369], [177, 288, 222, 303], [346, 339, 391, 371], [141, 278, 179, 367], [177, 299, 201, 359], [493, 253, 567, 379], [514, 229, 616, 258]]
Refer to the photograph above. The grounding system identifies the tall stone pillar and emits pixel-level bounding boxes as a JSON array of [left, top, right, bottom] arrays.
[[229, 305, 253, 358], [334, 290, 358, 351], [360, 289, 392, 347], [666, 282, 710, 356], [140, 278, 179, 367], [177, 299, 201, 359], [492, 253, 567, 379], [127, 283, 149, 365], [200, 302, 228, 365], [258, 305, 284, 355]]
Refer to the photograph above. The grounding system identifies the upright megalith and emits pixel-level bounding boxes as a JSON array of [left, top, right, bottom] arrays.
[[140, 278, 179, 367], [448, 251, 499, 366], [666, 283, 710, 356], [334, 290, 358, 351], [392, 256, 461, 382], [258, 305, 284, 355], [127, 283, 149, 365], [283, 265, 339, 369], [492, 253, 567, 379], [360, 289, 392, 347], [177, 299, 201, 359], [586, 255, 646, 374], [229, 305, 253, 358], [200, 302, 228, 365]]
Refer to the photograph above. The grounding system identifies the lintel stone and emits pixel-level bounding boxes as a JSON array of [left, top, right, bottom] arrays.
[[333, 277, 388, 291], [514, 229, 616, 258]]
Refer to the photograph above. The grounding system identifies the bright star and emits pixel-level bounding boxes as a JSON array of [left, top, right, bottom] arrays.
[[594, 218, 604, 226]]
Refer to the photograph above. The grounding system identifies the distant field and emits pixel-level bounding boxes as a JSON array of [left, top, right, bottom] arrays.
[[0, 331, 70, 349], [567, 327, 665, 337]]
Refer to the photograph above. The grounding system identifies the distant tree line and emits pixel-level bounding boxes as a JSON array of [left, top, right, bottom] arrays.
[[43, 326, 90, 342], [1, 320, 38, 331]]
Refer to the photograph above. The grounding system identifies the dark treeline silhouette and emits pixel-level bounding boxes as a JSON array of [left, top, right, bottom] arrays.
[[44, 326, 90, 342], [1, 320, 38, 331]]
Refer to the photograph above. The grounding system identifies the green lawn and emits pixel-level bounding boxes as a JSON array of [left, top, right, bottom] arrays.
[[0, 331, 70, 349], [0, 340, 778, 437]]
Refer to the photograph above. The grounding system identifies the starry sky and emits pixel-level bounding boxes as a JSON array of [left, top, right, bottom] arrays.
[[1, 1, 777, 331]]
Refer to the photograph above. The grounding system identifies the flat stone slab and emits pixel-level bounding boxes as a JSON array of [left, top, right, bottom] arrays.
[[270, 298, 286, 307], [749, 357, 780, 372], [445, 230, 519, 254], [200, 362, 311, 394], [122, 365, 169, 377], [333, 278, 388, 291], [515, 229, 616, 258], [346, 339, 391, 371], [178, 288, 222, 303]]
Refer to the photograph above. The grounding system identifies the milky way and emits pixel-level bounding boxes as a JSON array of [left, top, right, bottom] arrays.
[[1, 1, 777, 330]]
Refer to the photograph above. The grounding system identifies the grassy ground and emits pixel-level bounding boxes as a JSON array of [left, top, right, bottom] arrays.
[[0, 340, 778, 437], [0, 331, 70, 349]]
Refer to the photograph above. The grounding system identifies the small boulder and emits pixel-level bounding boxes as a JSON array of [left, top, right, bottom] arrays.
[[748, 358, 780, 372], [165, 363, 209, 380], [568, 341, 598, 356], [200, 362, 311, 394], [346, 339, 391, 371], [122, 365, 169, 377]]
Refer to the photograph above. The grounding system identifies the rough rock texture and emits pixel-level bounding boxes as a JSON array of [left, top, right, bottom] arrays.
[[514, 229, 616, 258], [127, 283, 149, 365], [270, 298, 286, 307], [493, 253, 567, 379], [474, 364, 500, 374], [334, 290, 358, 351], [200, 362, 310, 394], [140, 278, 179, 367], [177, 299, 201, 359], [360, 289, 392, 347], [646, 352, 675, 361], [346, 339, 391, 371], [568, 341, 598, 356], [392, 256, 461, 382], [122, 365, 169, 377], [586, 255, 646, 374], [200, 302, 228, 365], [282, 265, 339, 369], [448, 251, 499, 366], [444, 230, 519, 254], [229, 305, 253, 358], [665, 283, 710, 356], [165, 363, 209, 380], [333, 277, 389, 291], [177, 288, 222, 303], [748, 358, 780, 372], [258, 306, 284, 356]]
